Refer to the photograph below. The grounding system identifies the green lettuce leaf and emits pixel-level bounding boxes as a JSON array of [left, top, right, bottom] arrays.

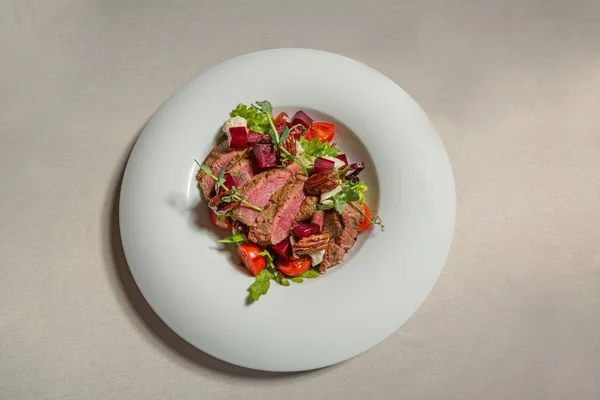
[[352, 181, 368, 203], [300, 137, 341, 158], [231, 103, 271, 133]]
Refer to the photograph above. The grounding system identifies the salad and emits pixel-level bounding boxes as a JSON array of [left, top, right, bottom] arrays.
[[196, 101, 383, 301]]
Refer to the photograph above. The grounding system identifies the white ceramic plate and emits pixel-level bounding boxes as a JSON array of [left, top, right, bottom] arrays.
[[120, 49, 455, 372]]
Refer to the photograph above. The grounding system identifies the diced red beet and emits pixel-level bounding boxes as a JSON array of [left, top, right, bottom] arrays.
[[223, 173, 238, 190], [291, 110, 313, 129], [227, 126, 248, 149], [313, 157, 335, 173], [336, 154, 349, 165], [253, 143, 278, 168], [248, 130, 269, 144], [293, 222, 321, 238], [272, 237, 292, 260]]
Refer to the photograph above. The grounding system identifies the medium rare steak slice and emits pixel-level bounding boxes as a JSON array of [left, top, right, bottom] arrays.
[[311, 211, 325, 232], [296, 196, 319, 222], [248, 175, 307, 246], [322, 211, 343, 238], [227, 157, 257, 189], [337, 202, 362, 250], [232, 163, 301, 226], [320, 203, 362, 272], [321, 242, 345, 273], [197, 142, 247, 199]]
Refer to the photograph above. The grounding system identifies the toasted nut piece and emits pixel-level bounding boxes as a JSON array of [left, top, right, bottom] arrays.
[[304, 170, 339, 195], [293, 233, 330, 255], [279, 134, 297, 158]]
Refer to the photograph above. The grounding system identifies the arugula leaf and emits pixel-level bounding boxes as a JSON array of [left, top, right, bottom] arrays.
[[343, 186, 360, 203], [300, 269, 321, 278], [258, 249, 274, 264], [268, 128, 278, 148], [254, 250, 291, 292], [200, 164, 212, 175], [248, 269, 275, 301], [217, 232, 247, 244], [314, 202, 333, 211], [275, 273, 290, 286], [289, 268, 320, 283], [279, 126, 290, 145], [300, 137, 341, 158], [334, 195, 347, 214], [255, 100, 273, 116], [231, 103, 270, 133]]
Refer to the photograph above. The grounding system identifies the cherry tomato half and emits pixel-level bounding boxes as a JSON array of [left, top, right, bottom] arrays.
[[237, 243, 267, 276], [305, 122, 335, 143], [209, 210, 233, 230], [357, 203, 373, 232], [274, 112, 290, 127], [276, 256, 311, 277]]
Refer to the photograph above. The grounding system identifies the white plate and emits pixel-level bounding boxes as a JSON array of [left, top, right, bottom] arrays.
[[120, 49, 455, 372]]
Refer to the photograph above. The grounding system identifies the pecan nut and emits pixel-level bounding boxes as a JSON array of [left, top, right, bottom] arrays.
[[304, 170, 339, 194], [208, 191, 240, 215], [293, 233, 330, 255], [279, 134, 297, 157]]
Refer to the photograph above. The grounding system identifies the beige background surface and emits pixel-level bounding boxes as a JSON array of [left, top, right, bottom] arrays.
[[1, 1, 600, 399]]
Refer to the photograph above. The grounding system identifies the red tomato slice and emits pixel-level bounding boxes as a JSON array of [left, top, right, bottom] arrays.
[[305, 122, 335, 143], [357, 203, 373, 232], [276, 256, 311, 277], [237, 243, 267, 276], [209, 210, 233, 230], [274, 112, 290, 127]]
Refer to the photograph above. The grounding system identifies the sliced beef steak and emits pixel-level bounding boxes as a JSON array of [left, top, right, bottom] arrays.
[[320, 203, 362, 272], [248, 175, 307, 246], [232, 163, 301, 226], [321, 242, 345, 273], [311, 211, 325, 232], [322, 211, 343, 238], [296, 196, 319, 222], [337, 202, 362, 250], [197, 142, 247, 199], [227, 157, 257, 188]]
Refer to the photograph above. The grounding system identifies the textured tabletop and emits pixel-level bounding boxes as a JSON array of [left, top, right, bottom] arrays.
[[1, 1, 599, 399]]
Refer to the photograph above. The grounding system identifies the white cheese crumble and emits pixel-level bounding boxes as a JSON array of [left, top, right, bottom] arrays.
[[308, 249, 325, 266], [320, 185, 342, 206], [222, 116, 247, 133], [295, 140, 304, 156]]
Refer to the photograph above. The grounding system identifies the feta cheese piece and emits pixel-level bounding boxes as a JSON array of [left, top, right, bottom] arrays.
[[321, 156, 346, 169], [308, 249, 325, 266], [320, 185, 342, 206], [295, 139, 304, 156], [222, 116, 247, 133]]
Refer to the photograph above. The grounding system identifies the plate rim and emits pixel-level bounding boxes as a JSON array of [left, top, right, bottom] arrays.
[[119, 48, 456, 372]]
